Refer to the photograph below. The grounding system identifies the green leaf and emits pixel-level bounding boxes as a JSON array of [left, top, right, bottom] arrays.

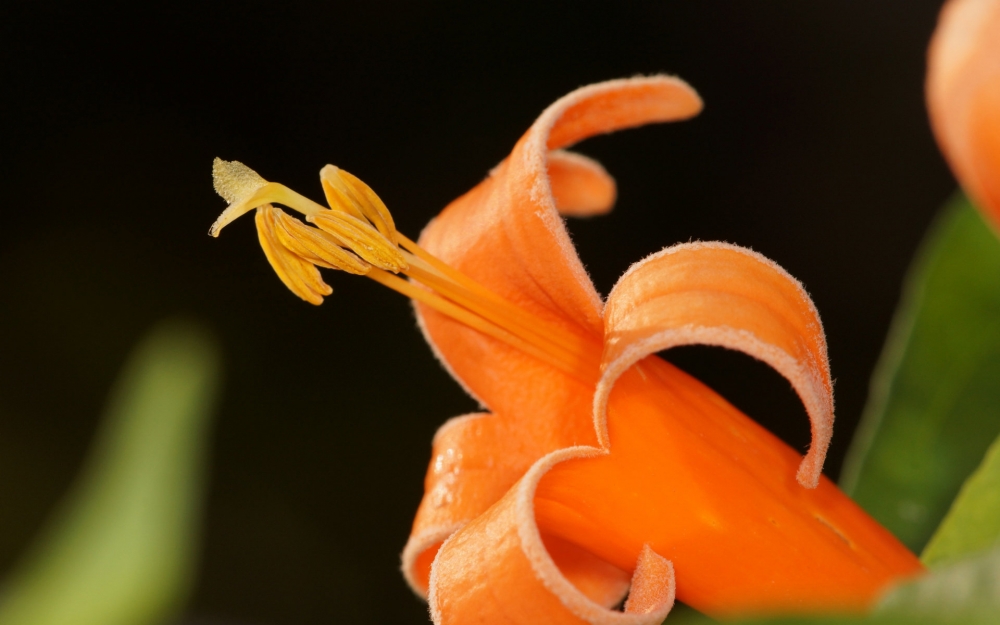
[[840, 196, 1000, 552], [921, 432, 1000, 566], [0, 320, 221, 625], [877, 546, 1000, 621]]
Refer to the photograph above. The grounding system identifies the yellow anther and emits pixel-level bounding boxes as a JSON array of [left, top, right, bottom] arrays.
[[256, 206, 333, 305], [320, 168, 366, 221], [271, 209, 370, 275], [320, 165, 399, 245], [309, 210, 408, 273]]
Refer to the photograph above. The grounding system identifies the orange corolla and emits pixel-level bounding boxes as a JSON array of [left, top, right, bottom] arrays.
[[209, 77, 922, 624], [927, 0, 1000, 226]]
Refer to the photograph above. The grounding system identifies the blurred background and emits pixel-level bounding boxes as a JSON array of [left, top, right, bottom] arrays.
[[1, 1, 955, 623]]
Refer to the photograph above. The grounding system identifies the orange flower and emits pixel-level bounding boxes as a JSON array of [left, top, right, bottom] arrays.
[[927, 0, 1000, 226], [210, 77, 922, 624]]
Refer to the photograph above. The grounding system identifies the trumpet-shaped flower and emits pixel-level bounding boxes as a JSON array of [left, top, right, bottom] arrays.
[[927, 0, 1000, 226], [210, 77, 922, 624]]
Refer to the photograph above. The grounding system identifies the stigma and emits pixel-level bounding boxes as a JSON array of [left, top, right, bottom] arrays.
[[209, 159, 600, 380]]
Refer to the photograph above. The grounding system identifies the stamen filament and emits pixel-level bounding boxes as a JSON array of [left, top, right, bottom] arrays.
[[401, 258, 599, 375], [397, 234, 598, 360], [365, 269, 594, 383]]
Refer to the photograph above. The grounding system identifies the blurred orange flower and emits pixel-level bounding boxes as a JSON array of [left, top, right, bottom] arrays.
[[927, 0, 1000, 226]]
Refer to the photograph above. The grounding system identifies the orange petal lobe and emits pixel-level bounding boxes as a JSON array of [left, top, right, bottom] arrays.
[[927, 0, 1000, 225], [403, 412, 557, 597], [548, 150, 617, 217], [541, 77, 702, 152], [428, 447, 675, 625], [597, 242, 833, 488]]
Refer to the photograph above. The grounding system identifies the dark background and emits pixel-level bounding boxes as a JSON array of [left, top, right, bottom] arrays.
[[0, 1, 954, 624]]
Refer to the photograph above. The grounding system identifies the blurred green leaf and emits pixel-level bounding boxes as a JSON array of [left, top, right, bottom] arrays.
[[0, 320, 221, 625], [840, 196, 1000, 552], [921, 432, 1000, 566], [731, 615, 995, 625], [685, 546, 1000, 624], [658, 603, 715, 625], [878, 546, 1000, 621], [664, 600, 1000, 624]]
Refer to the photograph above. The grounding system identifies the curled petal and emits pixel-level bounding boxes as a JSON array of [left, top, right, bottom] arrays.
[[927, 0, 1000, 225], [548, 150, 617, 217], [540, 77, 703, 153], [402, 412, 547, 597], [428, 447, 675, 625], [597, 242, 833, 488], [403, 411, 638, 599]]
